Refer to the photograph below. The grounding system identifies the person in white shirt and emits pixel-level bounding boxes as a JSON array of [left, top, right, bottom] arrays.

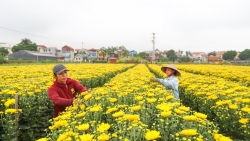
[[150, 64, 181, 100]]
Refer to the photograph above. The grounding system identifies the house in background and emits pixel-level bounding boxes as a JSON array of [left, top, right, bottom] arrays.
[[161, 50, 181, 57], [191, 52, 206, 62], [38, 45, 59, 56], [144, 49, 160, 62], [97, 49, 107, 61], [74, 48, 89, 62], [88, 48, 98, 61], [129, 50, 137, 58], [62, 45, 74, 62], [0, 42, 15, 54], [205, 55, 223, 62]]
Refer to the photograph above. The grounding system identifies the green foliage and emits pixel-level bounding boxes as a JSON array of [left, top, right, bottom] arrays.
[[12, 44, 37, 53], [166, 49, 177, 62], [185, 51, 192, 57], [0, 65, 135, 141], [159, 55, 168, 62], [222, 50, 237, 60], [100, 46, 130, 58], [119, 45, 129, 57], [0, 56, 7, 64], [239, 49, 250, 60], [137, 52, 149, 59], [107, 46, 117, 57], [208, 51, 216, 56], [12, 38, 37, 53], [180, 56, 190, 62], [0, 48, 9, 56], [19, 38, 33, 45]]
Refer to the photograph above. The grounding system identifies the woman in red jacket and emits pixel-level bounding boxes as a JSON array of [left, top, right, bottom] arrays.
[[48, 64, 88, 117]]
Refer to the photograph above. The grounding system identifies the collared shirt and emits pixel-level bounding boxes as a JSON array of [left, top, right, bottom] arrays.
[[48, 78, 88, 117], [157, 76, 179, 99]]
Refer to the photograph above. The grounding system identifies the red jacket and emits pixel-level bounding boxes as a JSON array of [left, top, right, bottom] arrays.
[[48, 78, 87, 117]]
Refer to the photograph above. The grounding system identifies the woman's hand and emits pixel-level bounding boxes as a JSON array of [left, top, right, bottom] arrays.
[[150, 78, 158, 82], [73, 98, 86, 106]]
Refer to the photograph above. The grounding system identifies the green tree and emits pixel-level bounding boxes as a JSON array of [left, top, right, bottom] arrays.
[[118, 46, 129, 58], [137, 52, 149, 59], [166, 49, 177, 63], [99, 47, 107, 59], [107, 46, 117, 57], [239, 49, 250, 60], [180, 56, 190, 62], [222, 50, 237, 60], [208, 51, 216, 56], [0, 55, 7, 63], [0, 48, 9, 56], [12, 38, 37, 53], [185, 51, 192, 57], [159, 55, 168, 62], [19, 38, 32, 45]]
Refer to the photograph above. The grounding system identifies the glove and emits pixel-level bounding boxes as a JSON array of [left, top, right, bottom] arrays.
[[150, 78, 158, 82]]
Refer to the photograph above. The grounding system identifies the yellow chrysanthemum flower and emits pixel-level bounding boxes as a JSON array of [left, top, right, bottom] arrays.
[[228, 104, 238, 110], [98, 133, 110, 141], [109, 98, 118, 103], [180, 129, 197, 136], [36, 137, 48, 141], [131, 106, 141, 112], [112, 111, 125, 118], [4, 99, 15, 107], [77, 123, 89, 131], [84, 94, 92, 100], [97, 123, 110, 132], [239, 118, 249, 124], [124, 114, 140, 121], [160, 111, 171, 117], [145, 130, 161, 140], [79, 134, 94, 141], [194, 112, 207, 119]]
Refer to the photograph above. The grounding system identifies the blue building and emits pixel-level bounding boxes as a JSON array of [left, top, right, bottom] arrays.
[[88, 48, 98, 60], [129, 50, 137, 58]]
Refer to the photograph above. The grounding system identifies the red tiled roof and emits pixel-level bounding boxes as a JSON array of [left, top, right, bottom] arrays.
[[37, 45, 47, 48], [205, 56, 223, 61], [162, 50, 169, 54], [62, 45, 74, 51], [88, 48, 98, 51], [192, 52, 203, 54]]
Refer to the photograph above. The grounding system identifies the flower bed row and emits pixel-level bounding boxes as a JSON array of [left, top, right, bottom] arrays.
[[39, 64, 232, 141], [176, 64, 250, 86], [0, 64, 134, 141], [148, 64, 250, 140]]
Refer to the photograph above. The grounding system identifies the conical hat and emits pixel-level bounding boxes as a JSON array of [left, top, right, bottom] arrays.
[[161, 64, 181, 76]]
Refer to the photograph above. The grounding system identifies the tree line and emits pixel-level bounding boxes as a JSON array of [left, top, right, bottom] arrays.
[[1, 38, 250, 62], [208, 50, 250, 60]]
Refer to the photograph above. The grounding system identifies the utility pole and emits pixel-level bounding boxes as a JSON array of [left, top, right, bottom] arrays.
[[152, 33, 155, 64]]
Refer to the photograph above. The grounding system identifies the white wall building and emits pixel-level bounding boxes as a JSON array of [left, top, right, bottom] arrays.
[[0, 42, 16, 54]]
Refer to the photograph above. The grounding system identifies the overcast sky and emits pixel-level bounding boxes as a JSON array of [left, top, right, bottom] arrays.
[[1, 0, 249, 53]]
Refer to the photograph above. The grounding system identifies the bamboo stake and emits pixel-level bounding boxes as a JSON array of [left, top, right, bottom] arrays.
[[15, 94, 18, 141]]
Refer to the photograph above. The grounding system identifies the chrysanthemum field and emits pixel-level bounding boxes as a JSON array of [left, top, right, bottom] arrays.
[[1, 64, 249, 141]]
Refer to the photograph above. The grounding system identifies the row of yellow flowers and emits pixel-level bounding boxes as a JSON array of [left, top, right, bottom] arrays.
[[148, 64, 250, 140], [0, 64, 134, 141], [176, 64, 250, 86], [38, 64, 232, 141]]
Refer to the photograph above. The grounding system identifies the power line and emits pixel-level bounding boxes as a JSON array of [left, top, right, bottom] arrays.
[[0, 27, 98, 48]]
